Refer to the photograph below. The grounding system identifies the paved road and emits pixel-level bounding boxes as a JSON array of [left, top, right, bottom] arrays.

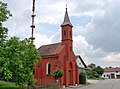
[[77, 79, 120, 89]]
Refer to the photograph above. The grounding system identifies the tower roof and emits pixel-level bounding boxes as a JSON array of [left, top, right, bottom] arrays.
[[61, 7, 73, 27]]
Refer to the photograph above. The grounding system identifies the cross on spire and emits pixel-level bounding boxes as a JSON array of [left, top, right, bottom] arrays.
[[66, 4, 67, 11]]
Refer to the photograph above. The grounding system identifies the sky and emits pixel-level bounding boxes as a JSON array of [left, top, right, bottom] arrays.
[[2, 0, 120, 68]]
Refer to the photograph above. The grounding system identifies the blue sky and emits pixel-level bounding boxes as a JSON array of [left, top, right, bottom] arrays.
[[2, 0, 120, 67]]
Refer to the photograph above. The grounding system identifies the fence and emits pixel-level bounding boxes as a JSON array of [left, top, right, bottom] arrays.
[[35, 79, 60, 89]]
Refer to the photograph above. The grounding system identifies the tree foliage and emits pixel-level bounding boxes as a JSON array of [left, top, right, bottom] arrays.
[[0, 1, 41, 87], [88, 63, 96, 69], [0, 37, 40, 87], [86, 63, 103, 79], [93, 66, 104, 75], [0, 1, 12, 81], [52, 69, 64, 80], [0, 1, 12, 45]]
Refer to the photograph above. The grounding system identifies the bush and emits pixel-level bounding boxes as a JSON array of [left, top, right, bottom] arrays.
[[79, 72, 86, 84], [52, 69, 64, 80], [86, 71, 94, 79], [93, 71, 100, 78], [86, 70, 101, 79]]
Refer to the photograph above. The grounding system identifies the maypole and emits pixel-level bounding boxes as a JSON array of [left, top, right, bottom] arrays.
[[30, 0, 36, 43]]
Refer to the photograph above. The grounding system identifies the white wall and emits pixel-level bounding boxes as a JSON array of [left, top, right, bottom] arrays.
[[102, 71, 120, 78], [76, 58, 85, 68]]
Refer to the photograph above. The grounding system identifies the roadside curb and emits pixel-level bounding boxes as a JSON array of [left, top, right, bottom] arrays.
[[62, 83, 91, 89], [62, 79, 103, 89]]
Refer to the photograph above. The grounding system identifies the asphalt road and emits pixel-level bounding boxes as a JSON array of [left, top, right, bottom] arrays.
[[77, 79, 120, 89]]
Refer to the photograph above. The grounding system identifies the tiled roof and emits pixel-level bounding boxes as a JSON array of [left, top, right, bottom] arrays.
[[76, 55, 87, 68], [76, 55, 91, 70], [104, 68, 120, 72], [38, 43, 65, 57]]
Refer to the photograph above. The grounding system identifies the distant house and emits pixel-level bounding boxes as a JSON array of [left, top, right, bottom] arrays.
[[102, 67, 120, 79], [76, 55, 90, 72]]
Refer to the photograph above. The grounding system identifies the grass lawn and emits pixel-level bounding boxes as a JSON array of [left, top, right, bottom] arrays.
[[0, 81, 60, 89], [0, 81, 20, 89]]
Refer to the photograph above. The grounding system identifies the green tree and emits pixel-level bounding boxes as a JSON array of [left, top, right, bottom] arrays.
[[0, 1, 12, 45], [88, 63, 96, 69], [86, 63, 103, 79], [0, 1, 41, 87], [1, 37, 40, 87], [86, 71, 94, 78], [93, 66, 104, 75], [93, 71, 100, 78], [0, 1, 12, 80], [52, 69, 64, 80]]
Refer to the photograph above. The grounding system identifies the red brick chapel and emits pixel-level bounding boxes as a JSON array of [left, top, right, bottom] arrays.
[[34, 7, 79, 87]]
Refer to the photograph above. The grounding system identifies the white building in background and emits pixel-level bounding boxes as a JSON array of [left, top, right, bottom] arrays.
[[76, 55, 90, 72], [102, 67, 120, 79]]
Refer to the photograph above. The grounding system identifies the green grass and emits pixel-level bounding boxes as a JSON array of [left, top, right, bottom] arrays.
[[0, 81, 20, 89], [0, 81, 60, 89]]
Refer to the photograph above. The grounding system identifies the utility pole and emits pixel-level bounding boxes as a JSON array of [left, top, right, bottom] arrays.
[[30, 0, 36, 43]]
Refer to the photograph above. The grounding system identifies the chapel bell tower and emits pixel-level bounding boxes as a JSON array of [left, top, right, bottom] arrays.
[[61, 7, 73, 50]]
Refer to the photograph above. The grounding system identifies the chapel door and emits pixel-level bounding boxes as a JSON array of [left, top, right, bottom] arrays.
[[68, 70, 72, 85]]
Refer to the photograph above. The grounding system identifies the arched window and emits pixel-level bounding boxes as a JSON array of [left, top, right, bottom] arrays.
[[46, 62, 51, 75]]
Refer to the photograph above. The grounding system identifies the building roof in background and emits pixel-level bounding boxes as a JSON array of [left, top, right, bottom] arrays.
[[104, 67, 120, 72]]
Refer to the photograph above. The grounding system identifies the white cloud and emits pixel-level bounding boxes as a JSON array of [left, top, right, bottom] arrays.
[[85, 6, 120, 52], [101, 53, 120, 62], [2, 0, 120, 67], [34, 34, 53, 48]]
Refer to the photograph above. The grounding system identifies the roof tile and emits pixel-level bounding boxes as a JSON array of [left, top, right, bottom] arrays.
[[38, 43, 65, 57], [104, 68, 120, 72]]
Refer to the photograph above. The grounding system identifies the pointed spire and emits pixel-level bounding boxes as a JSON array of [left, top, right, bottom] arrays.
[[61, 5, 73, 27]]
